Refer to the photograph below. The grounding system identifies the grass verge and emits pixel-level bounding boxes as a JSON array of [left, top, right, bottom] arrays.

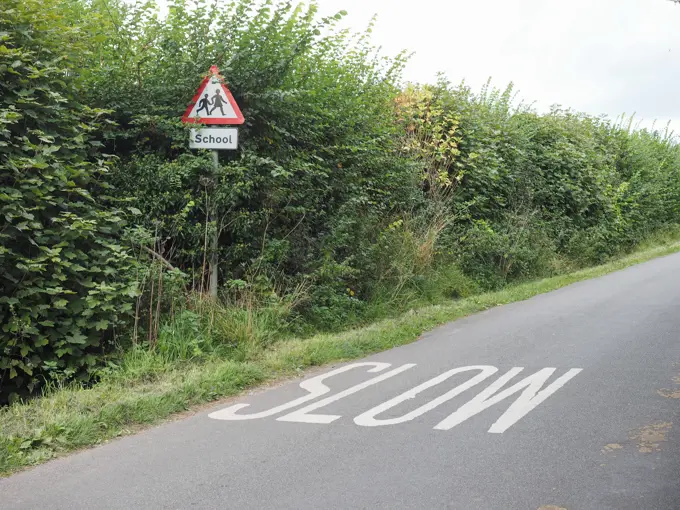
[[2, 236, 680, 476]]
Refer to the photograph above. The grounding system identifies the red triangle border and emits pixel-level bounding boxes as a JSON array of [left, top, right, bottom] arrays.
[[182, 67, 244, 125]]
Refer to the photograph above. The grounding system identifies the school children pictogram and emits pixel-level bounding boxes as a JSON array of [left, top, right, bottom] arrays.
[[182, 66, 244, 125], [195, 93, 211, 116]]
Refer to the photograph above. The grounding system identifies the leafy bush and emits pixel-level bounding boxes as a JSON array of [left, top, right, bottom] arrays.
[[0, 0, 137, 402], [456, 214, 557, 289], [79, 0, 416, 304], [403, 81, 680, 285]]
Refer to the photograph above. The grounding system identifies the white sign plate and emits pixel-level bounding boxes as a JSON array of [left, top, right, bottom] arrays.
[[190, 128, 238, 150]]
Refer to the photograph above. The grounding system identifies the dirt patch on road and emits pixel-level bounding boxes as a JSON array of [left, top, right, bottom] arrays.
[[601, 443, 624, 454], [658, 369, 680, 398], [657, 389, 680, 399], [602, 421, 673, 456], [629, 422, 672, 453]]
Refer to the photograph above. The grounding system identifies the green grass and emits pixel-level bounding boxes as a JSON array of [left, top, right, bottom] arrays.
[[2, 235, 680, 476]]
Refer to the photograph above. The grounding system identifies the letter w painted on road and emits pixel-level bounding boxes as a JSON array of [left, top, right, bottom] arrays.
[[434, 367, 582, 433]]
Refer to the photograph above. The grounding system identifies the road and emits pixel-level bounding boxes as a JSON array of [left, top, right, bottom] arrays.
[[3, 252, 680, 510]]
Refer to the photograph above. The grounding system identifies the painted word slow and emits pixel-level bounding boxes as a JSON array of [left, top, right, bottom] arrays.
[[208, 363, 582, 433]]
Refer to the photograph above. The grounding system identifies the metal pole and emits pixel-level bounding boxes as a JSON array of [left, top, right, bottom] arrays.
[[209, 150, 219, 298]]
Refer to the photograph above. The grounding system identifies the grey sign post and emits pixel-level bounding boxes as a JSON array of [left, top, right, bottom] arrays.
[[182, 66, 245, 297]]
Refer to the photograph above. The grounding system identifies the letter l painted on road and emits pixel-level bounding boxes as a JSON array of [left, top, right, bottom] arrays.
[[277, 364, 416, 424]]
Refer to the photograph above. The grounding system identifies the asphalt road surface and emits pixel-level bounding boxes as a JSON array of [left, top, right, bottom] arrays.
[[3, 252, 680, 510]]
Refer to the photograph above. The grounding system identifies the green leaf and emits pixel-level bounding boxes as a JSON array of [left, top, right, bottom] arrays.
[[65, 333, 87, 345], [94, 319, 109, 331]]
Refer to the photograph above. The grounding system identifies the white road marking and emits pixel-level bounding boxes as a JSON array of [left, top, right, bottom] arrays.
[[209, 362, 582, 433], [434, 367, 583, 433], [353, 366, 498, 427], [208, 362, 395, 421], [277, 364, 416, 424]]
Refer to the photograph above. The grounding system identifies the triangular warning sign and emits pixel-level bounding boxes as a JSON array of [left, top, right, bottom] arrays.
[[182, 66, 244, 125]]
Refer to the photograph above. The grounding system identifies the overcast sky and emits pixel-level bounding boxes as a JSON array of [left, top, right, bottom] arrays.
[[315, 0, 680, 131]]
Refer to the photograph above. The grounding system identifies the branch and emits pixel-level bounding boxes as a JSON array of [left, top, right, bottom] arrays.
[[143, 246, 177, 271]]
